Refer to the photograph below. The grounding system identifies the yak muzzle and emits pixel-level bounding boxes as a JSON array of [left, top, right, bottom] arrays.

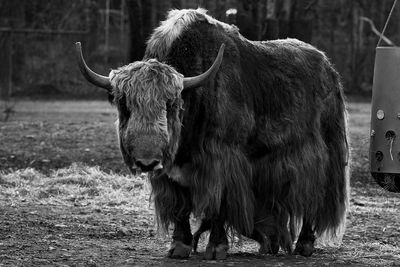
[[135, 158, 163, 172]]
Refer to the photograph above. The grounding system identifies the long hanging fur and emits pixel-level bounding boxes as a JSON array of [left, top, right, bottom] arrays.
[[144, 8, 349, 249]]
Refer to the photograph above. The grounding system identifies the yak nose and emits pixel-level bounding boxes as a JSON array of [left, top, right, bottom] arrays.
[[135, 158, 163, 172]]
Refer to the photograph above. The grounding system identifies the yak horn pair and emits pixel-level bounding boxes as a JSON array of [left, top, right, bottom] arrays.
[[74, 42, 225, 91]]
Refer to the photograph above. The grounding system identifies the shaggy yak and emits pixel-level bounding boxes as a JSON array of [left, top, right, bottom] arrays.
[[75, 8, 349, 260]]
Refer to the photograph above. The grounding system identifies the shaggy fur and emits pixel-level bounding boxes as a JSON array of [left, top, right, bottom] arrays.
[[141, 8, 349, 254], [147, 8, 231, 60]]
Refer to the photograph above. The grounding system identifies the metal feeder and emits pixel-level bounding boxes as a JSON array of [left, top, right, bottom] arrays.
[[370, 47, 400, 192]]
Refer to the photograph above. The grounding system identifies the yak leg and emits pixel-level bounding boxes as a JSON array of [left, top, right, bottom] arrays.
[[294, 220, 315, 257], [192, 219, 211, 253], [152, 177, 192, 259], [168, 213, 193, 258], [152, 174, 192, 258], [204, 218, 228, 260]]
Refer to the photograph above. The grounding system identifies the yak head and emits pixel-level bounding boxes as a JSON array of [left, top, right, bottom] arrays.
[[75, 42, 224, 173]]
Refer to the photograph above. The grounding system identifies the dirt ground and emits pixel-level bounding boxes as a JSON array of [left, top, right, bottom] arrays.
[[0, 100, 399, 266]]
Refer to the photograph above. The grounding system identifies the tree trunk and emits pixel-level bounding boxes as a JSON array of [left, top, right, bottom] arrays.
[[0, 31, 12, 99], [277, 0, 291, 39], [126, 0, 144, 61], [263, 0, 279, 40], [126, 0, 157, 61], [287, 0, 314, 43]]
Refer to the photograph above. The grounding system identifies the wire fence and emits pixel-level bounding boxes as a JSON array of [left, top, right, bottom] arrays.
[[0, 0, 127, 100]]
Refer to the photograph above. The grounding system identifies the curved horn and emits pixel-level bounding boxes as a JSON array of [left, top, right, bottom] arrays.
[[183, 43, 225, 90], [75, 42, 112, 91]]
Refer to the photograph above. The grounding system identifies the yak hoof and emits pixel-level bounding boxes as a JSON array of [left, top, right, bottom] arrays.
[[204, 242, 229, 260], [259, 235, 279, 255], [294, 241, 314, 257], [168, 241, 192, 259], [259, 241, 279, 255]]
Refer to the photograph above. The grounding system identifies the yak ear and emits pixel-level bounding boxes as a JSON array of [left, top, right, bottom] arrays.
[[75, 42, 113, 91], [182, 43, 225, 90]]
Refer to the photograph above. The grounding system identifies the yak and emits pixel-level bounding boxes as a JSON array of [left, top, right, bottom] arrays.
[[75, 8, 349, 260]]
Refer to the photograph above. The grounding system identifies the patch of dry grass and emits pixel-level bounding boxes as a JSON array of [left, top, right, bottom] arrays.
[[0, 163, 152, 215]]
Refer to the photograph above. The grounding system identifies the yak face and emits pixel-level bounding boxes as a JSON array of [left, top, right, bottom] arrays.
[[110, 60, 184, 173]]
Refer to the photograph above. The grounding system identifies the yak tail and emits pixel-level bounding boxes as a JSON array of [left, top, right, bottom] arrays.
[[316, 88, 350, 247], [317, 161, 350, 247]]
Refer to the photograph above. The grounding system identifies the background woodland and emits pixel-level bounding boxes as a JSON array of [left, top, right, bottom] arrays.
[[0, 0, 399, 98]]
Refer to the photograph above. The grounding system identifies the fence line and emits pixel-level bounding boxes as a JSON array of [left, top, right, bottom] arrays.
[[0, 28, 88, 35]]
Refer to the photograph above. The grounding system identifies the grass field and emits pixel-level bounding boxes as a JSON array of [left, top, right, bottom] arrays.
[[0, 100, 399, 266]]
